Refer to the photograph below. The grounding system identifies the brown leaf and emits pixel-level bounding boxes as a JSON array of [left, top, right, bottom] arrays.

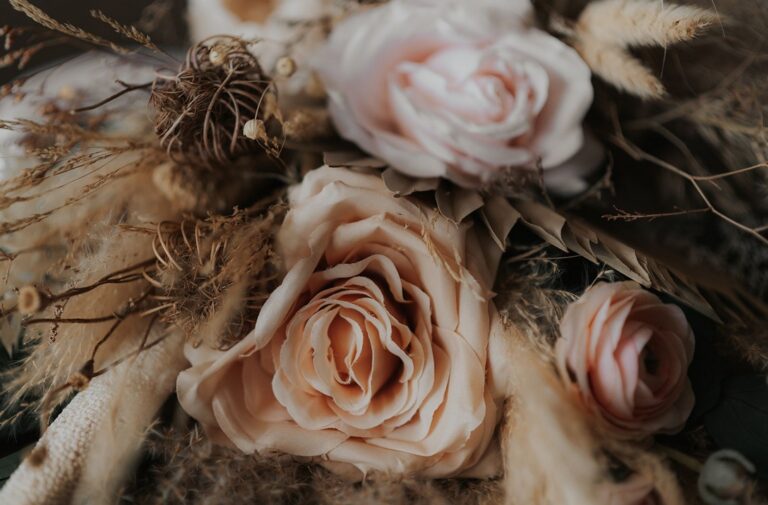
[[381, 167, 439, 196], [435, 182, 484, 223], [510, 200, 768, 325], [323, 151, 387, 169], [481, 195, 520, 251]]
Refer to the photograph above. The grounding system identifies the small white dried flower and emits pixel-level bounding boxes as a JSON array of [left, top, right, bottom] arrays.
[[243, 118, 266, 141], [699, 450, 755, 505], [275, 56, 297, 78], [208, 45, 228, 66], [57, 85, 77, 101]]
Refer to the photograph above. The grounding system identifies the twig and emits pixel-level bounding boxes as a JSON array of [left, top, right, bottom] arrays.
[[610, 114, 768, 246], [70, 81, 152, 113], [603, 206, 710, 221]]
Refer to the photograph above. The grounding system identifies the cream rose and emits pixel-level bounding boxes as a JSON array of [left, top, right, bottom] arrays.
[[556, 282, 695, 438], [315, 0, 594, 189], [177, 165, 503, 478]]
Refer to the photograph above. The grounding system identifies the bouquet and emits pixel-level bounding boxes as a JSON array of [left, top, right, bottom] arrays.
[[0, 0, 767, 504]]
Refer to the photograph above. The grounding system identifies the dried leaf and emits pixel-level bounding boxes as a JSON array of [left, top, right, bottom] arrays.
[[435, 183, 484, 223], [510, 200, 768, 325], [480, 195, 520, 251], [381, 167, 439, 196], [513, 201, 568, 251], [323, 151, 387, 169]]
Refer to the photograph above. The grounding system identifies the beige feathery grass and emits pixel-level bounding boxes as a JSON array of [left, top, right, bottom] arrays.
[[574, 33, 667, 99], [579, 0, 719, 47], [495, 325, 602, 505], [563, 0, 719, 99]]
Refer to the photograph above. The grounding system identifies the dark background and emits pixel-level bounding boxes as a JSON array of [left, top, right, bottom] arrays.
[[0, 0, 188, 84]]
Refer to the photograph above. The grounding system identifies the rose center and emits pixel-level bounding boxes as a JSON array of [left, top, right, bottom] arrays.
[[641, 346, 660, 376], [287, 274, 419, 414]]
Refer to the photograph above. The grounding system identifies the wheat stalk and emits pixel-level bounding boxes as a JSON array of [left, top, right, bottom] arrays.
[[89, 9, 159, 52], [8, 0, 130, 54]]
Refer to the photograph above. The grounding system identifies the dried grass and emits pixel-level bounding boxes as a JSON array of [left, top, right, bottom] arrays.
[[578, 0, 718, 47], [121, 424, 502, 505], [494, 246, 580, 356], [8, 0, 131, 55], [148, 199, 284, 350], [557, 0, 718, 98]]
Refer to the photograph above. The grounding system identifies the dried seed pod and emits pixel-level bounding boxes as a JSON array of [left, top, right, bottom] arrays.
[[17, 285, 44, 315], [698, 450, 756, 505], [150, 36, 281, 170], [242, 118, 266, 141], [275, 56, 296, 78]]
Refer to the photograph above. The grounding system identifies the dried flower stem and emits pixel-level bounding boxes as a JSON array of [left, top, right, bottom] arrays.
[[611, 119, 768, 246]]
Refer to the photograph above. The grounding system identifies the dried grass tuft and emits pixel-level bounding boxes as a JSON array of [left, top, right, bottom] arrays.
[[8, 0, 131, 54], [148, 199, 284, 350], [494, 245, 580, 356], [121, 424, 502, 505]]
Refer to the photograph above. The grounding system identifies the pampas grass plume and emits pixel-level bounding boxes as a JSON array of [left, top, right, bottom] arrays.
[[566, 0, 719, 99], [579, 0, 719, 47], [574, 34, 667, 99]]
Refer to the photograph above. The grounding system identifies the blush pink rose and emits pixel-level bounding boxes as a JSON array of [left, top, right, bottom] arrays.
[[315, 0, 594, 189], [177, 165, 504, 478], [555, 282, 695, 438]]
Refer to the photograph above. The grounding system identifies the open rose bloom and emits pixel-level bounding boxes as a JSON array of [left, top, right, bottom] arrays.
[[556, 282, 695, 438], [178, 166, 504, 478], [316, 0, 596, 191]]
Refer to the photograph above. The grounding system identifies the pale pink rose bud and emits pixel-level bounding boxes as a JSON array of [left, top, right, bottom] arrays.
[[556, 282, 695, 438]]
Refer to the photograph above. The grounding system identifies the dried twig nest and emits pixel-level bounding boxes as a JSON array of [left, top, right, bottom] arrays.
[[147, 203, 283, 350], [150, 36, 282, 169]]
